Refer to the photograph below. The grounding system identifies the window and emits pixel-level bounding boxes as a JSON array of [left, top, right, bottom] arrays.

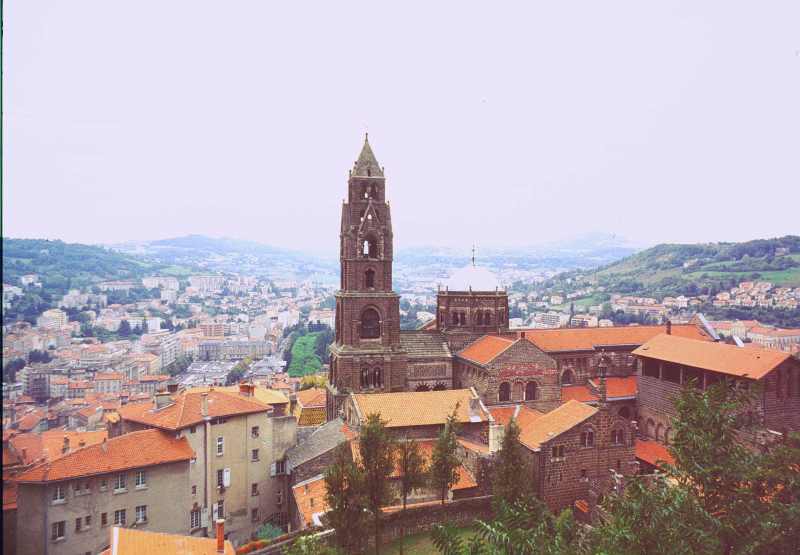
[[76, 517, 82, 532], [477, 312, 484, 325], [561, 370, 574, 385], [51, 521, 65, 541], [114, 509, 126, 526], [459, 312, 466, 326], [580, 430, 595, 448], [135, 505, 147, 524], [363, 236, 378, 258], [251, 508, 260, 523], [499, 382, 511, 402], [190, 426, 196, 434], [190, 509, 201, 530], [276, 490, 283, 506], [485, 312, 492, 325], [101, 513, 108, 527], [251, 426, 260, 438], [135, 471, 147, 488], [525, 382, 537, 401], [662, 363, 681, 384], [372, 367, 382, 388], [451, 312, 459, 325], [252, 449, 259, 462], [192, 485, 197, 495], [52, 485, 66, 504], [252, 483, 259, 496], [114, 473, 126, 492], [99, 478, 108, 491], [551, 445, 565, 460], [611, 429, 624, 445], [618, 406, 631, 419], [656, 424, 664, 442], [217, 500, 224, 518], [216, 436, 224, 456], [365, 269, 375, 289], [271, 460, 287, 476], [217, 469, 224, 487], [642, 360, 660, 379], [360, 308, 381, 339], [360, 367, 370, 388], [580, 469, 588, 482], [85, 515, 91, 528]]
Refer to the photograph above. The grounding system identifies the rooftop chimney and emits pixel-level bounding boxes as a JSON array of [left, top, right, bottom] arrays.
[[62, 435, 70, 454], [201, 393, 209, 418], [239, 383, 254, 397], [666, 320, 672, 335], [521, 331, 526, 339], [167, 383, 179, 394], [215, 519, 225, 553]]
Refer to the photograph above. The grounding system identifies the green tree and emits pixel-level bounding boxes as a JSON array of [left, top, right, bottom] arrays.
[[324, 444, 366, 553], [395, 435, 427, 555], [359, 413, 395, 554], [492, 417, 533, 507], [118, 319, 132, 337], [429, 405, 461, 505], [283, 534, 342, 555]]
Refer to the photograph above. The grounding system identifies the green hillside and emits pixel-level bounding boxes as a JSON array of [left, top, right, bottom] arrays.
[[590, 236, 800, 296]]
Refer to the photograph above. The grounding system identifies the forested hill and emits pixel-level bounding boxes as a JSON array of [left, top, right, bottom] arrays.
[[2, 238, 190, 293], [591, 235, 800, 295]]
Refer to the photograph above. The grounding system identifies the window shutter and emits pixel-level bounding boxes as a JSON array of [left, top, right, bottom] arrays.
[[223, 468, 231, 487], [212, 503, 218, 521], [270, 462, 276, 477]]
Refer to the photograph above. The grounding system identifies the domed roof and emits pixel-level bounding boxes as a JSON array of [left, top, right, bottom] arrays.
[[445, 265, 501, 291]]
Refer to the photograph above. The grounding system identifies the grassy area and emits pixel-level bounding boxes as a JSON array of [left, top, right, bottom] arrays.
[[287, 332, 323, 377], [384, 526, 475, 555], [685, 269, 800, 287]]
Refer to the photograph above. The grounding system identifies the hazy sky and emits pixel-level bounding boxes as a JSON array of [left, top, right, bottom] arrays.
[[4, 1, 799, 255]]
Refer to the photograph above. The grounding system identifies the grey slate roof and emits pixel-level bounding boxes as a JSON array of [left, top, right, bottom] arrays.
[[286, 417, 347, 470], [399, 330, 452, 359]]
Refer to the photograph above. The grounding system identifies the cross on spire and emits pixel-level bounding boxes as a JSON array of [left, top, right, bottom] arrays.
[[472, 244, 476, 267]]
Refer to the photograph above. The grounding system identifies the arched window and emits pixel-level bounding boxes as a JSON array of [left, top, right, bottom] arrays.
[[415, 384, 431, 392], [363, 236, 378, 258], [360, 308, 381, 339], [656, 423, 664, 442], [611, 429, 624, 445], [618, 406, 631, 419], [477, 312, 484, 325], [561, 370, 575, 386], [372, 367, 382, 388], [665, 427, 672, 444], [499, 382, 511, 402], [451, 312, 459, 326], [580, 429, 595, 447], [459, 312, 466, 326], [485, 312, 491, 325], [360, 368, 370, 388], [646, 418, 655, 438], [365, 269, 375, 289], [525, 382, 537, 401]]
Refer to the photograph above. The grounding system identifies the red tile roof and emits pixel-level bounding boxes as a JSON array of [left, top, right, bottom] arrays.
[[487, 405, 518, 427], [561, 386, 598, 403], [588, 376, 638, 399], [635, 439, 675, 467], [118, 388, 270, 430], [9, 429, 108, 466], [633, 334, 791, 380], [458, 336, 515, 365], [351, 389, 489, 428], [297, 388, 326, 408], [16, 429, 194, 483], [518, 324, 711, 352], [292, 475, 327, 529]]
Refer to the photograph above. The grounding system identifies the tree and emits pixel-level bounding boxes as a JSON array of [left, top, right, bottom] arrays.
[[492, 417, 533, 507], [3, 358, 26, 383], [429, 404, 461, 505], [324, 444, 366, 553], [118, 319, 132, 337], [283, 534, 342, 555], [359, 413, 395, 554], [300, 375, 328, 390], [395, 435, 427, 555]]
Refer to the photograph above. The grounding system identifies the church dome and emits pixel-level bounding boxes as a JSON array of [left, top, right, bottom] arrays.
[[445, 265, 501, 291]]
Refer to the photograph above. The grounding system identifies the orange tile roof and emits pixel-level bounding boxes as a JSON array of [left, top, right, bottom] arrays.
[[458, 335, 515, 365], [297, 388, 326, 408], [107, 526, 235, 555], [118, 388, 270, 430], [16, 429, 194, 483], [9, 429, 108, 466], [635, 439, 675, 467], [487, 406, 518, 427], [458, 437, 490, 454], [588, 376, 638, 399], [95, 372, 123, 380], [517, 400, 597, 451], [561, 386, 598, 403], [139, 375, 170, 382], [15, 409, 46, 432], [351, 389, 489, 428], [292, 475, 328, 529], [633, 334, 792, 380], [518, 324, 711, 352]]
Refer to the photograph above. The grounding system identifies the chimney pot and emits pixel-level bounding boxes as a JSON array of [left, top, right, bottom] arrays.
[[215, 519, 225, 553], [666, 320, 672, 335], [201, 393, 209, 418], [62, 435, 70, 454], [521, 331, 526, 339]]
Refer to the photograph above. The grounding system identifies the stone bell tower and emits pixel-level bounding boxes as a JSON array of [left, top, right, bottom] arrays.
[[327, 135, 407, 419]]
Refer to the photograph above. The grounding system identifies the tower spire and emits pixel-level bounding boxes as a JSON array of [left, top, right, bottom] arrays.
[[353, 134, 383, 177], [472, 244, 476, 267]]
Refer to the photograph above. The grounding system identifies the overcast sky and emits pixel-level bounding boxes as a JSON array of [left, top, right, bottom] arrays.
[[4, 1, 799, 255]]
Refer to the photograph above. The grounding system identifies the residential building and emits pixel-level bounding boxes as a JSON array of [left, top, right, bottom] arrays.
[[14, 429, 195, 555]]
